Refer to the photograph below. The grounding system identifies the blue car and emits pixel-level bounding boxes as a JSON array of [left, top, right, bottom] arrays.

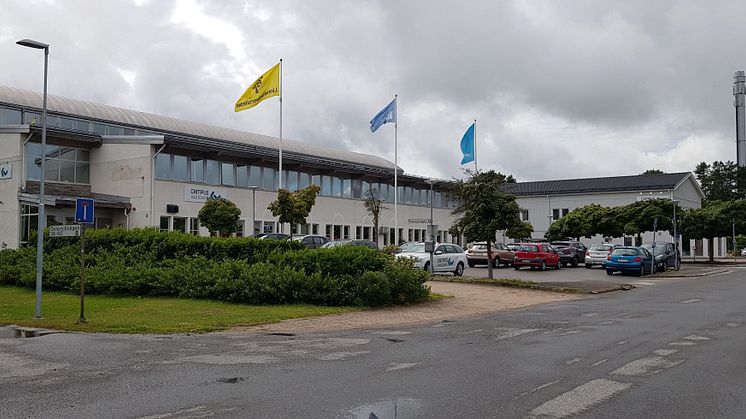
[[605, 246, 653, 276]]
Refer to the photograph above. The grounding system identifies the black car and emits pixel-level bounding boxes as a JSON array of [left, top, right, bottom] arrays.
[[550, 241, 587, 267], [641, 242, 679, 270]]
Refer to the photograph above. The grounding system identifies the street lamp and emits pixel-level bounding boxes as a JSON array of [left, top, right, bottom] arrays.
[[425, 179, 436, 274], [17, 38, 49, 320], [249, 185, 259, 236]]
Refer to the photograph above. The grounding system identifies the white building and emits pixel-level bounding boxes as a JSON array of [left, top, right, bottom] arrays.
[[0, 86, 726, 257]]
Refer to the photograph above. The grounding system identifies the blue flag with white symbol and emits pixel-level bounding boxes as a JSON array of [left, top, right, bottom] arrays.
[[370, 98, 397, 133], [460, 123, 475, 165]]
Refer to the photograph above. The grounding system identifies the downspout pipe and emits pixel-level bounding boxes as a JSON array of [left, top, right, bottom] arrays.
[[151, 144, 167, 227]]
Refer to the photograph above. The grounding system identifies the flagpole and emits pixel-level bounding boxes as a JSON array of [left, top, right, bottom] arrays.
[[474, 118, 477, 172], [394, 94, 398, 246], [279, 59, 283, 190]]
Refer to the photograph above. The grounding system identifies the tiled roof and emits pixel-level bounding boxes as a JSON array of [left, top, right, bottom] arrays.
[[504, 172, 693, 196]]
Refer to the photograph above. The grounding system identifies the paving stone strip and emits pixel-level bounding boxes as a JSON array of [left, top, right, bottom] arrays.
[[229, 281, 579, 334]]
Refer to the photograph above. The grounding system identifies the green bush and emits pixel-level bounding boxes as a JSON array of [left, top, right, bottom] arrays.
[[0, 229, 429, 307]]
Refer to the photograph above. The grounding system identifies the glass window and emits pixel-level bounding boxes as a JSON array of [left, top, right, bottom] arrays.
[[172, 155, 188, 181], [236, 164, 248, 187], [404, 187, 413, 205], [92, 123, 106, 135], [45, 159, 59, 181], [262, 167, 275, 190], [0, 108, 22, 124], [76, 149, 89, 162], [221, 162, 235, 186], [59, 117, 74, 130], [159, 216, 170, 232], [25, 143, 42, 180], [76, 162, 90, 184], [191, 158, 204, 183], [398, 186, 404, 203], [190, 218, 200, 235], [388, 184, 396, 203], [435, 192, 442, 208], [287, 171, 298, 192], [248, 165, 261, 187], [205, 160, 220, 185], [173, 217, 187, 233], [75, 120, 90, 132], [552, 209, 560, 221], [299, 172, 310, 189], [562, 208, 569, 217], [342, 179, 352, 198], [155, 154, 171, 180], [332, 177, 342, 196], [24, 112, 40, 125], [362, 181, 370, 197], [59, 160, 75, 182], [351, 179, 362, 199], [378, 184, 388, 202], [311, 175, 321, 187], [321, 176, 332, 196], [106, 125, 123, 135]]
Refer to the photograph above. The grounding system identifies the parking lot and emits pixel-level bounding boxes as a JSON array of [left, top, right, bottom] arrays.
[[463, 263, 655, 286]]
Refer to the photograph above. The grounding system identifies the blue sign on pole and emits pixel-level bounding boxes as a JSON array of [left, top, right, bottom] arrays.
[[75, 198, 95, 224]]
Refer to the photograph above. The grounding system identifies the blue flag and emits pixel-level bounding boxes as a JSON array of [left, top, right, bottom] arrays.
[[460, 123, 475, 165], [370, 98, 397, 133]]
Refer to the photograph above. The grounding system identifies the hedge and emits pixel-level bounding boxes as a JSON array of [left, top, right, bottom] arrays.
[[0, 228, 429, 306]]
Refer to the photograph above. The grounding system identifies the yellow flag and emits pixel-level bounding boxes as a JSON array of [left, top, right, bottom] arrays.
[[234, 63, 281, 112]]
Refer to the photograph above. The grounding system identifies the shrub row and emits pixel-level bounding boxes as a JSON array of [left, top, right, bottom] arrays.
[[0, 229, 430, 306]]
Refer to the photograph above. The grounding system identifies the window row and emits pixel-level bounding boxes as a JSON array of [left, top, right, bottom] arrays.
[[154, 153, 455, 208], [25, 143, 90, 184]]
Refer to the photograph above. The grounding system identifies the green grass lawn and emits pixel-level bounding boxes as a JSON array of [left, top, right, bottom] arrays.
[[0, 286, 360, 334]]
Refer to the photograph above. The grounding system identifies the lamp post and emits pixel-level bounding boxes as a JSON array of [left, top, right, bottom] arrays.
[[17, 38, 49, 320], [425, 179, 436, 274], [249, 185, 259, 236]]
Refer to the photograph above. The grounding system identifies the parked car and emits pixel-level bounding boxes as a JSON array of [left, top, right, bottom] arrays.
[[512, 243, 561, 271], [465, 242, 515, 268], [258, 233, 289, 241], [396, 242, 467, 276], [291, 234, 329, 248], [742, 248, 746, 256], [550, 241, 587, 267], [605, 246, 653, 276], [321, 239, 378, 249], [641, 242, 678, 271], [585, 243, 618, 268], [506, 243, 521, 252]]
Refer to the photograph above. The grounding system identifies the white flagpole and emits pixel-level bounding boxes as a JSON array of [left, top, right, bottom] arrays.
[[394, 94, 398, 246], [474, 118, 477, 172], [279, 59, 283, 190]]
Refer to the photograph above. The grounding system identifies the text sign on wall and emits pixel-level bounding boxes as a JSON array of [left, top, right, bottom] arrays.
[[184, 186, 225, 203], [0, 162, 11, 180], [50, 225, 80, 237]]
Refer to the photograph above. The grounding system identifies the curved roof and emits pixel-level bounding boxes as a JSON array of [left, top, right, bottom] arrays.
[[0, 85, 396, 172], [504, 172, 698, 196]]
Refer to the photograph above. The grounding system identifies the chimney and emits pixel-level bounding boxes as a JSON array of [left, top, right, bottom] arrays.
[[734, 71, 746, 167]]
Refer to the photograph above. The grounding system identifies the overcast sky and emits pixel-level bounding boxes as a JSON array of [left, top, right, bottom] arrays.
[[2, 0, 744, 182]]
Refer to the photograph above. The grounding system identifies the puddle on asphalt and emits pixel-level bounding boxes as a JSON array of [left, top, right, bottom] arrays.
[[343, 398, 421, 418]]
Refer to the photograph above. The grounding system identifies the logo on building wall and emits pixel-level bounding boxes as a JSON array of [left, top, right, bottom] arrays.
[[184, 186, 225, 203], [0, 162, 11, 180]]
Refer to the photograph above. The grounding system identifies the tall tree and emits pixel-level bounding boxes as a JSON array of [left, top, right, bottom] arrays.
[[641, 169, 665, 175], [450, 170, 521, 279], [695, 161, 746, 204], [267, 185, 321, 240], [363, 187, 387, 246], [198, 197, 242, 237], [506, 221, 534, 241]]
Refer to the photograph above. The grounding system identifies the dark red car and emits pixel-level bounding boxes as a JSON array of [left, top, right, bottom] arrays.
[[512, 243, 561, 271]]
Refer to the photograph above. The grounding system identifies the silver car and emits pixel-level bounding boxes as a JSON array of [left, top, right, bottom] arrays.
[[585, 243, 617, 268]]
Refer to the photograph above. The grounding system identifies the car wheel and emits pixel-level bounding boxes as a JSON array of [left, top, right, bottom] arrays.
[[468, 261, 475, 268], [571, 258, 579, 268], [585, 264, 591, 269], [540, 260, 547, 271], [423, 262, 430, 272], [638, 265, 644, 277], [454, 262, 464, 276], [514, 265, 520, 270], [606, 269, 613, 275], [493, 256, 501, 268], [556, 260, 562, 270]]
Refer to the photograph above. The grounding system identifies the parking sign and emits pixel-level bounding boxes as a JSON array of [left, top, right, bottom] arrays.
[[75, 198, 95, 224]]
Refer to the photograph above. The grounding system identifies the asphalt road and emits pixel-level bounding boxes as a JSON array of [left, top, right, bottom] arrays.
[[463, 262, 634, 284], [2, 267, 746, 418]]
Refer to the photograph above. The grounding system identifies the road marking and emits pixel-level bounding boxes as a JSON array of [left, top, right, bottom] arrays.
[[683, 335, 710, 341], [653, 349, 678, 356], [318, 351, 370, 361], [617, 340, 628, 345], [727, 323, 740, 327], [530, 379, 631, 418], [557, 330, 581, 336], [590, 359, 608, 367], [598, 321, 614, 325], [494, 327, 540, 340], [610, 356, 683, 376], [668, 341, 696, 346], [582, 313, 599, 317], [681, 299, 702, 304], [520, 380, 561, 397], [565, 358, 584, 365], [386, 362, 420, 372], [458, 329, 484, 335], [372, 330, 411, 335], [633, 281, 656, 286]]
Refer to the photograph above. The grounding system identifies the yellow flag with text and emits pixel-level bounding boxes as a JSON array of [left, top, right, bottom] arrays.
[[234, 63, 280, 112]]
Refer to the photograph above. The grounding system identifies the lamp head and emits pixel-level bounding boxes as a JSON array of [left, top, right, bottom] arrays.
[[16, 39, 49, 50]]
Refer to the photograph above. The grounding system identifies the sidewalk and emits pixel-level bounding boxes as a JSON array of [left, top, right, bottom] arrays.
[[229, 281, 579, 334]]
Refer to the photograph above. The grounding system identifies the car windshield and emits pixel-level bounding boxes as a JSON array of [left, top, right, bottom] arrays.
[[590, 244, 613, 251], [398, 243, 418, 252], [552, 244, 570, 249], [403, 244, 426, 253], [519, 245, 538, 252], [612, 248, 638, 256]]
